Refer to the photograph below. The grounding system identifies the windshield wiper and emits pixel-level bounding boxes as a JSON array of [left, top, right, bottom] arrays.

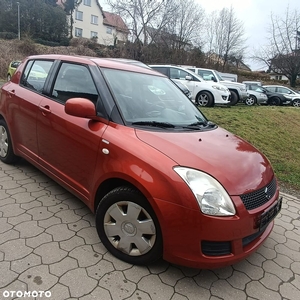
[[183, 120, 216, 130], [131, 121, 175, 128]]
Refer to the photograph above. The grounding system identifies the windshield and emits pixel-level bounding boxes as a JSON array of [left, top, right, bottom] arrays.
[[102, 69, 208, 128], [215, 71, 225, 81]]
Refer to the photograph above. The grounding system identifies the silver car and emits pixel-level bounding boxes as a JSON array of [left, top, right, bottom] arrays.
[[245, 86, 268, 106]]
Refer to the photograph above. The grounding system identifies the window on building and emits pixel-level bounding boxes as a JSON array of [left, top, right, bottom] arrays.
[[83, 0, 91, 6], [75, 28, 83, 37], [91, 31, 98, 38], [75, 10, 83, 21], [91, 15, 98, 25], [106, 27, 112, 34]]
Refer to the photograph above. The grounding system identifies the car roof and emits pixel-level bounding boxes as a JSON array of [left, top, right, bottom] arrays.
[[25, 54, 164, 77]]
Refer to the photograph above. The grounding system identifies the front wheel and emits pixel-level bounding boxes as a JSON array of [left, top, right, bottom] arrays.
[[196, 91, 213, 107], [268, 97, 281, 106], [0, 119, 19, 164], [229, 91, 239, 105], [292, 98, 300, 107], [95, 186, 162, 265], [245, 95, 257, 106]]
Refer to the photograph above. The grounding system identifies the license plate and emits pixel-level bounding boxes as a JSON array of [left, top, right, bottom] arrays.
[[260, 197, 282, 230]]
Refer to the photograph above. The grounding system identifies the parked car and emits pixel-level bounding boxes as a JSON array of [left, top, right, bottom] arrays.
[[0, 54, 282, 269], [263, 85, 299, 107], [7, 60, 21, 81], [149, 65, 230, 107], [246, 84, 290, 106], [244, 87, 268, 106], [185, 67, 248, 105]]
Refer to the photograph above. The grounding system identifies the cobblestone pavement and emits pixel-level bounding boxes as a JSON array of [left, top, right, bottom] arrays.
[[0, 160, 299, 300]]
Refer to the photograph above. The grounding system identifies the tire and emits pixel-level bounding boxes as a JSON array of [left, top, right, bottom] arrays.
[[229, 91, 239, 105], [0, 119, 19, 164], [268, 97, 281, 106], [245, 95, 257, 106], [292, 98, 300, 107], [7, 74, 11, 81], [95, 186, 162, 265], [196, 91, 213, 107]]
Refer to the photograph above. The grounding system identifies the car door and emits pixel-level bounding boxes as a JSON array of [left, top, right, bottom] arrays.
[[11, 59, 54, 161], [36, 62, 107, 201]]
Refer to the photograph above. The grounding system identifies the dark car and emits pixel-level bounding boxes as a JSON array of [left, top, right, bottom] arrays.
[[0, 54, 281, 269], [246, 84, 290, 106]]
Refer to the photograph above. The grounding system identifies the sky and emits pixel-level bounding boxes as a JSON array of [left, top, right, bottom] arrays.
[[199, 0, 299, 70]]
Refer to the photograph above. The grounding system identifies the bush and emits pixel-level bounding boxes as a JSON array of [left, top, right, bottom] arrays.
[[0, 32, 18, 40]]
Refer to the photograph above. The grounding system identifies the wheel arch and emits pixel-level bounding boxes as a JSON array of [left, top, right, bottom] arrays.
[[195, 90, 214, 106]]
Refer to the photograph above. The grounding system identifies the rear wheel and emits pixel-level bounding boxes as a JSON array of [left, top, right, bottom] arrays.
[[196, 91, 213, 107], [0, 119, 19, 164], [245, 95, 257, 106], [268, 97, 281, 106], [292, 98, 300, 107], [95, 186, 162, 265], [229, 91, 239, 105]]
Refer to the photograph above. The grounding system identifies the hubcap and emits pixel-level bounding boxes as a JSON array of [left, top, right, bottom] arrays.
[[198, 95, 208, 106], [293, 100, 300, 107], [0, 126, 8, 158], [104, 201, 156, 256], [246, 97, 255, 105]]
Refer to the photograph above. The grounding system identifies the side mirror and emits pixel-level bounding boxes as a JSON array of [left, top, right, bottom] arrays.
[[185, 75, 192, 81], [65, 98, 97, 119]]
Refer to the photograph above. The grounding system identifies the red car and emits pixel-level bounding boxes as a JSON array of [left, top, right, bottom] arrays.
[[0, 55, 282, 269]]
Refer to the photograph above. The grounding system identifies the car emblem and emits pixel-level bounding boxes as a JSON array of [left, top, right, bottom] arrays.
[[265, 187, 271, 200]]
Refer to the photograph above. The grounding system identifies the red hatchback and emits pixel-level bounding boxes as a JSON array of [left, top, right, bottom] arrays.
[[0, 55, 282, 269]]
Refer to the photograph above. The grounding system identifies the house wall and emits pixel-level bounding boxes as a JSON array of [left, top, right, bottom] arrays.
[[73, 0, 127, 46]]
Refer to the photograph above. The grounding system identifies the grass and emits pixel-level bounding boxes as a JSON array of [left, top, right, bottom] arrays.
[[201, 105, 300, 191]]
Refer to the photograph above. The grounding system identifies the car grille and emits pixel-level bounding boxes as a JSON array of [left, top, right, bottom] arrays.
[[240, 177, 277, 210]]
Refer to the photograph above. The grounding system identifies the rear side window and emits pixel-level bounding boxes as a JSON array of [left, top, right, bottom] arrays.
[[21, 60, 53, 92], [265, 86, 276, 92]]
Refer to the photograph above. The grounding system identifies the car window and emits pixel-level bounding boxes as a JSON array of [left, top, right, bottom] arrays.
[[151, 67, 168, 76], [169, 68, 191, 80], [277, 87, 292, 94], [265, 86, 276, 92], [21, 60, 53, 92], [51, 63, 98, 104], [102, 68, 207, 125]]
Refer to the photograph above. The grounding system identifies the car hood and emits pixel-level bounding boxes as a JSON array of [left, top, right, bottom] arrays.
[[135, 127, 274, 195], [220, 80, 246, 89]]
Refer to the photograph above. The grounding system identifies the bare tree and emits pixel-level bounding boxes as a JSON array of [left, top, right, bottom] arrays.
[[253, 7, 300, 87], [204, 6, 246, 71], [105, 0, 177, 59]]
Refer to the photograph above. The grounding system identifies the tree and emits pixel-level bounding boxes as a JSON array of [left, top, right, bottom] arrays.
[[253, 7, 300, 87], [62, 0, 82, 39], [204, 6, 246, 71]]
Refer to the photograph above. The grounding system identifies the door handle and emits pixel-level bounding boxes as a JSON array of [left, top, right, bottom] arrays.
[[39, 105, 51, 115]]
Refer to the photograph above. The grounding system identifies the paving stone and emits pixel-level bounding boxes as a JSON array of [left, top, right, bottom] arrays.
[[246, 281, 282, 300], [68, 219, 91, 232], [99, 270, 137, 300], [19, 265, 58, 291], [246, 252, 266, 267], [159, 266, 185, 286], [21, 200, 43, 210], [175, 277, 210, 300], [0, 280, 27, 299], [0, 217, 13, 233], [0, 203, 25, 217], [0, 229, 20, 244], [59, 268, 97, 298], [11, 253, 42, 273], [275, 244, 300, 261], [77, 227, 100, 245], [59, 235, 86, 252], [227, 270, 251, 289], [280, 282, 300, 300], [41, 283, 70, 300], [15, 220, 44, 238], [193, 270, 218, 289], [0, 196, 15, 205], [45, 223, 75, 241], [211, 279, 246, 300], [262, 260, 294, 282], [123, 265, 151, 283], [86, 260, 115, 280], [291, 261, 300, 275], [0, 180, 21, 189], [47, 203, 70, 213], [49, 257, 78, 277], [274, 253, 293, 268], [38, 216, 62, 228], [69, 245, 102, 267], [27, 206, 53, 220], [0, 239, 32, 260], [5, 186, 26, 195], [79, 286, 112, 300], [54, 209, 82, 223], [34, 242, 68, 264], [7, 213, 32, 225], [11, 192, 36, 204], [213, 266, 233, 279], [259, 272, 282, 291], [26, 232, 53, 249], [0, 261, 18, 288]]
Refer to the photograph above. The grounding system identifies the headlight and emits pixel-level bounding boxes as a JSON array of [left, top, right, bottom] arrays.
[[212, 85, 226, 92], [174, 167, 236, 216]]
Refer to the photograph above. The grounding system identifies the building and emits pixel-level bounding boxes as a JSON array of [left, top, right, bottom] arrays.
[[60, 0, 129, 46]]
